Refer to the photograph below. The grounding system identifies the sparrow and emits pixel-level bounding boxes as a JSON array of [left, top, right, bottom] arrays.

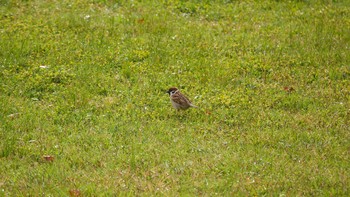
[[166, 87, 198, 110]]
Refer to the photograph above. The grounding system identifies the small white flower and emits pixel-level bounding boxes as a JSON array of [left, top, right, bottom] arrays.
[[40, 65, 49, 69], [84, 15, 91, 20]]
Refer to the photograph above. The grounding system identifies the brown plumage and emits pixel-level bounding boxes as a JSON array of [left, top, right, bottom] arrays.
[[166, 87, 197, 110]]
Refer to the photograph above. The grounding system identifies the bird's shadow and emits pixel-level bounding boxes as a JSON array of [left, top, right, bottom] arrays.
[[165, 108, 202, 122]]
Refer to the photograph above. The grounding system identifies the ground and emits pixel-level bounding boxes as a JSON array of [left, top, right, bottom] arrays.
[[0, 0, 349, 195]]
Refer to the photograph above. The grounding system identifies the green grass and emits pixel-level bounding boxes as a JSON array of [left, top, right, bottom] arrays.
[[1, 0, 349, 195]]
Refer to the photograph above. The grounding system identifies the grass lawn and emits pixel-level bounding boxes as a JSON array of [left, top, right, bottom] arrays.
[[0, 0, 349, 195]]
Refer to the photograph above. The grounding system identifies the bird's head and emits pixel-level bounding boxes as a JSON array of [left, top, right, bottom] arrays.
[[166, 87, 178, 95]]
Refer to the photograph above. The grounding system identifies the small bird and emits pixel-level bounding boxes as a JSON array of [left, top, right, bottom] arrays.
[[166, 87, 198, 110]]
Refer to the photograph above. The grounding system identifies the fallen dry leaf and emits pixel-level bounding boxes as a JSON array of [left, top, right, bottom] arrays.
[[43, 155, 54, 162], [137, 18, 145, 24], [284, 86, 295, 93], [205, 110, 211, 115], [7, 113, 20, 119], [69, 189, 81, 197]]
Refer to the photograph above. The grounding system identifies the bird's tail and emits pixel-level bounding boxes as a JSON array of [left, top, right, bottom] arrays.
[[190, 104, 198, 108]]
